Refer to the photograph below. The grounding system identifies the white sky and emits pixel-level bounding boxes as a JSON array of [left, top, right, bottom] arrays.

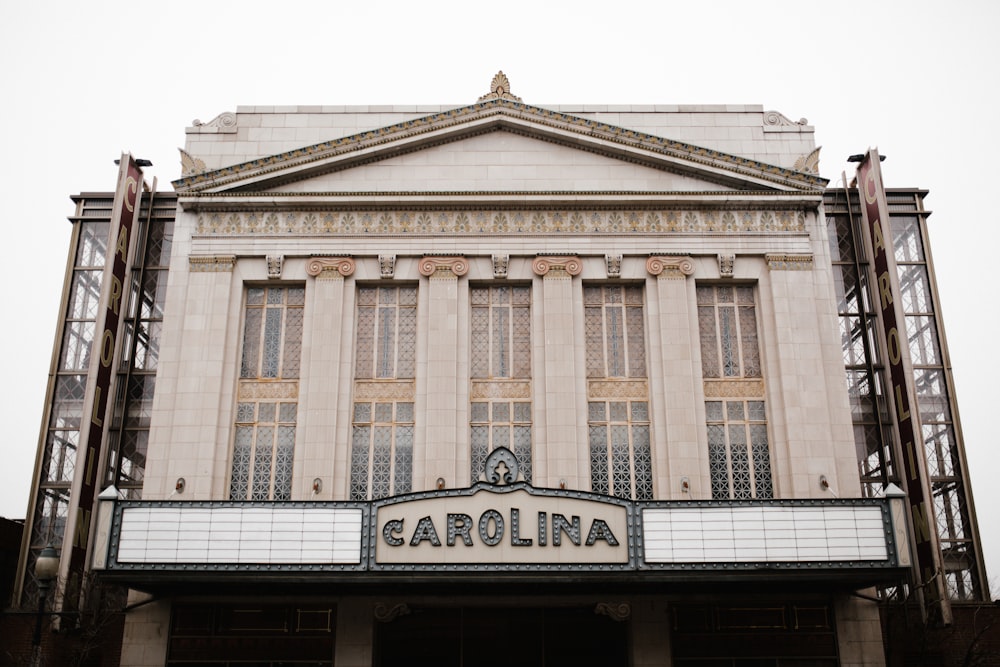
[[1, 1, 997, 597]]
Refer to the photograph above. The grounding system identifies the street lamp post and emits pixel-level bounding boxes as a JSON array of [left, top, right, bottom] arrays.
[[30, 545, 60, 667]]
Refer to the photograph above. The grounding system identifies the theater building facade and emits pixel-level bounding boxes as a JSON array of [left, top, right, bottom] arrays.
[[15, 74, 988, 666]]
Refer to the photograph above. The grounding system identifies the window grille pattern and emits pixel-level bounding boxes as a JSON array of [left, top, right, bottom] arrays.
[[240, 287, 305, 379], [585, 285, 646, 378], [698, 285, 772, 500], [350, 402, 413, 500], [471, 285, 531, 378], [471, 401, 532, 483], [230, 286, 303, 501], [355, 286, 416, 379], [697, 285, 760, 379], [351, 285, 417, 500], [230, 401, 297, 501], [588, 401, 652, 500], [706, 400, 772, 499], [585, 285, 650, 498]]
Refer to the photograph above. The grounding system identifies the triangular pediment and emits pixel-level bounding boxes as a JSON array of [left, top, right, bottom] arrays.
[[173, 99, 827, 199]]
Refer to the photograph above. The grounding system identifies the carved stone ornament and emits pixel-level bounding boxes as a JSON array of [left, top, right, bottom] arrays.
[[267, 255, 283, 279], [763, 110, 808, 126], [189, 255, 236, 272], [594, 602, 631, 622], [478, 71, 523, 103], [418, 256, 469, 278], [794, 146, 821, 175], [178, 148, 206, 177], [532, 255, 582, 277], [765, 253, 813, 271], [718, 254, 735, 278], [646, 256, 694, 279], [484, 447, 519, 485], [492, 253, 509, 279], [306, 256, 356, 278], [379, 254, 396, 279], [191, 111, 238, 132], [374, 603, 411, 623], [605, 254, 622, 278]]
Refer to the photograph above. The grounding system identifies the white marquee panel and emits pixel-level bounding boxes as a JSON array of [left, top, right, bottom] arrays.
[[115, 506, 363, 565], [642, 505, 888, 563]]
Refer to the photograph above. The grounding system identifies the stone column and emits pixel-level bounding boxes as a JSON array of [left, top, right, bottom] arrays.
[[418, 257, 468, 490], [646, 256, 700, 499], [300, 257, 355, 500], [533, 256, 583, 488]]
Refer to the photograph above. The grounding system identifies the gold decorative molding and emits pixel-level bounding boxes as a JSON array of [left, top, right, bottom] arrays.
[[418, 256, 469, 278], [374, 603, 411, 623], [588, 380, 649, 400], [703, 379, 765, 398], [238, 381, 299, 401], [470, 381, 532, 400], [193, 209, 809, 237], [353, 381, 415, 401], [189, 255, 236, 272], [532, 255, 582, 277], [766, 253, 813, 270], [178, 148, 206, 177], [794, 146, 821, 175], [306, 256, 356, 278], [646, 256, 694, 279], [477, 71, 523, 103], [595, 602, 631, 622]]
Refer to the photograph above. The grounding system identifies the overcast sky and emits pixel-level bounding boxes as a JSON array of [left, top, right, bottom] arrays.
[[1, 1, 997, 597]]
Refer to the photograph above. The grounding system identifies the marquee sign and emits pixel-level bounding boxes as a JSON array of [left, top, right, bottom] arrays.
[[97, 449, 907, 582], [855, 150, 949, 623]]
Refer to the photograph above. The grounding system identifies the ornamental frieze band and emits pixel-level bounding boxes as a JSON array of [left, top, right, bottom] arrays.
[[193, 209, 808, 236]]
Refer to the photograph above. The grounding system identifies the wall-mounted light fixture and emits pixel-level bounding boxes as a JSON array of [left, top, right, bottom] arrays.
[[436, 478, 446, 491], [312, 478, 323, 495], [175, 478, 186, 494]]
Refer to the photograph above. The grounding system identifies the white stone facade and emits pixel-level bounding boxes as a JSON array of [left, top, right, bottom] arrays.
[[116, 76, 888, 665]]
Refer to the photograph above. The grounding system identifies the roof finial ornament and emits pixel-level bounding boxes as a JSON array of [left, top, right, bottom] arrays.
[[479, 71, 522, 103]]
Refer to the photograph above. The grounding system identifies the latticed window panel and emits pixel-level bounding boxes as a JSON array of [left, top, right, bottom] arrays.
[[355, 285, 417, 380], [584, 285, 646, 379], [350, 402, 414, 501], [470, 401, 532, 483], [588, 401, 652, 500], [697, 285, 761, 379], [706, 400, 772, 500], [240, 286, 305, 380], [229, 401, 297, 501], [470, 285, 531, 379]]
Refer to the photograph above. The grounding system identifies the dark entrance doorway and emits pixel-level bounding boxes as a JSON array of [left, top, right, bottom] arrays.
[[375, 605, 628, 667]]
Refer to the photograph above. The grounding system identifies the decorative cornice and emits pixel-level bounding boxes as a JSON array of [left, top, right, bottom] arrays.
[[172, 100, 828, 193], [532, 255, 582, 277], [193, 209, 809, 237], [646, 256, 694, 279], [306, 256, 356, 278], [766, 253, 814, 270], [189, 255, 236, 272], [418, 256, 469, 277]]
